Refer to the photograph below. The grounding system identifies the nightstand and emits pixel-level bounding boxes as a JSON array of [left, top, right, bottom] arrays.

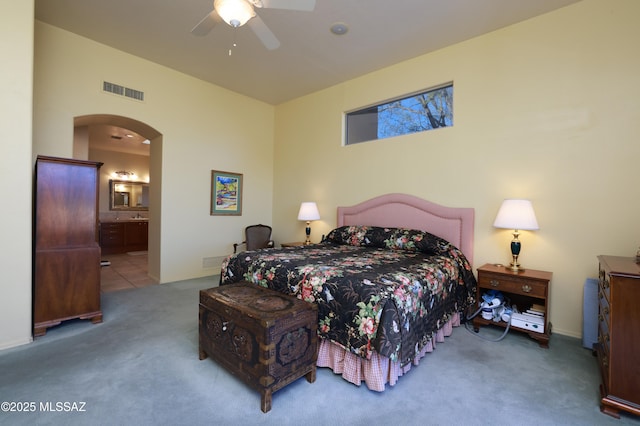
[[474, 263, 553, 348], [281, 242, 305, 247]]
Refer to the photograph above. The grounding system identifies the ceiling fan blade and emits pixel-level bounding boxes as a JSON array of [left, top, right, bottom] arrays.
[[248, 15, 280, 50], [191, 10, 222, 36], [260, 0, 316, 11]]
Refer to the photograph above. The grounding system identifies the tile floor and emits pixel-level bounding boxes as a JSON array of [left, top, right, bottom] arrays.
[[100, 252, 156, 293]]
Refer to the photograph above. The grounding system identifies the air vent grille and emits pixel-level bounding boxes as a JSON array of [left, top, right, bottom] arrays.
[[124, 87, 144, 101], [102, 81, 144, 102]]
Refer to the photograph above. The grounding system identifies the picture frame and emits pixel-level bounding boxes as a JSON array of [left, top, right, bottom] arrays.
[[211, 170, 243, 216]]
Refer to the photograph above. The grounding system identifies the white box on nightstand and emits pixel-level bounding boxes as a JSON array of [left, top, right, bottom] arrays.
[[511, 313, 544, 333]]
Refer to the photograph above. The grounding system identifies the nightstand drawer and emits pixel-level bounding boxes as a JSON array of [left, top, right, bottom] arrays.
[[477, 272, 546, 298]]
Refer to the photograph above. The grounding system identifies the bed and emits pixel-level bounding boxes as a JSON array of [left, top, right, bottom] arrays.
[[220, 193, 476, 391]]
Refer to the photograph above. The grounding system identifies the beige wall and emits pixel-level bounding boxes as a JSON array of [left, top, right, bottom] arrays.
[[273, 0, 640, 337], [1, 0, 638, 350], [32, 22, 275, 285], [0, 0, 34, 350]]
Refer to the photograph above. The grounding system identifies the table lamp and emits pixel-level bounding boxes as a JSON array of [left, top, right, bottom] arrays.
[[493, 199, 539, 272], [297, 202, 320, 245]]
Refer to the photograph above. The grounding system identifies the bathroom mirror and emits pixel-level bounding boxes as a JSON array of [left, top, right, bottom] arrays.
[[109, 180, 149, 211]]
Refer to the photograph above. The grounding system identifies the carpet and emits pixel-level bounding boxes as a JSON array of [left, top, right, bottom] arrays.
[[0, 276, 638, 426]]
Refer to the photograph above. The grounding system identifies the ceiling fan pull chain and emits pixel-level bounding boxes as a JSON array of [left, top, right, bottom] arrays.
[[229, 28, 238, 56]]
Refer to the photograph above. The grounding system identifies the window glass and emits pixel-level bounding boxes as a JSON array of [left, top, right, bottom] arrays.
[[345, 83, 453, 145]]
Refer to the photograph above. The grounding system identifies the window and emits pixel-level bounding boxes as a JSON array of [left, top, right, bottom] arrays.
[[345, 83, 453, 145]]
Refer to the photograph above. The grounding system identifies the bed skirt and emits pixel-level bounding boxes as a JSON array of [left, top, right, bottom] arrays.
[[316, 312, 460, 392]]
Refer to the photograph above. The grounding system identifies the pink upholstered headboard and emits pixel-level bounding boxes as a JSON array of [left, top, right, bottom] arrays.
[[337, 193, 474, 265]]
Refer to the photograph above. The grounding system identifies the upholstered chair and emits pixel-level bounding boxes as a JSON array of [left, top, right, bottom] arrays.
[[233, 224, 274, 253]]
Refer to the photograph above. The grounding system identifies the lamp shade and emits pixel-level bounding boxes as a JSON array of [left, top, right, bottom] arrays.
[[297, 202, 320, 221], [493, 199, 539, 231], [214, 0, 255, 27]]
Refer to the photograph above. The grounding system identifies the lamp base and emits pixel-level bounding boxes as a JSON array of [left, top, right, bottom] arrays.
[[509, 263, 524, 272], [509, 232, 524, 272], [509, 254, 523, 272], [304, 222, 312, 245]]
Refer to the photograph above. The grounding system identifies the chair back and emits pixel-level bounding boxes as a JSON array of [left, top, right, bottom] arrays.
[[244, 224, 273, 251]]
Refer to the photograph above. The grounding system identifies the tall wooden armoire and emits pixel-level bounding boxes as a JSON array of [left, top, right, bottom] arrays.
[[33, 155, 103, 337]]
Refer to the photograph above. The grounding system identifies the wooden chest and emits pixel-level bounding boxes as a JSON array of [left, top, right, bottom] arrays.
[[199, 282, 318, 412]]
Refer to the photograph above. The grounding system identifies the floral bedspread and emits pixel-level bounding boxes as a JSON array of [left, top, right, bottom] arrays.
[[220, 226, 477, 366]]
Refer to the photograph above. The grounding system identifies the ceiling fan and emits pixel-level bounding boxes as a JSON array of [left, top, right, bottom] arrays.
[[191, 0, 316, 50]]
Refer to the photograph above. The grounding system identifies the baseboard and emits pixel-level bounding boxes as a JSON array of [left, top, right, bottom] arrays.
[[0, 335, 33, 351], [551, 328, 581, 339]]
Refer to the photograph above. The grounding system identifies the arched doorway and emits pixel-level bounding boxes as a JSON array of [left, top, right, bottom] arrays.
[[73, 114, 162, 283]]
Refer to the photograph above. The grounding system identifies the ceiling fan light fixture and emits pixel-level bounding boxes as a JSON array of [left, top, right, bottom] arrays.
[[215, 0, 255, 28]]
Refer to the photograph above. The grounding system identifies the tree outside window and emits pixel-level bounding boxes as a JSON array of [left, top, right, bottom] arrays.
[[345, 84, 453, 145]]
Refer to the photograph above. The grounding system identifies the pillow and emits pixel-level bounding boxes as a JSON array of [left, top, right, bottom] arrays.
[[324, 225, 373, 247], [325, 225, 453, 255]]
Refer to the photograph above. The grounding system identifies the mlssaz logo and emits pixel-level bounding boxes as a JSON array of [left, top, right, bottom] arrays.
[[39, 401, 87, 412]]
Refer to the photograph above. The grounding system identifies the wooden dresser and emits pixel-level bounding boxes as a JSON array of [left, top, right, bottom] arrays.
[[33, 156, 103, 337], [596, 255, 640, 418]]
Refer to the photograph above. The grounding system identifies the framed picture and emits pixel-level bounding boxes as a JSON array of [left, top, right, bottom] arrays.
[[211, 170, 243, 216]]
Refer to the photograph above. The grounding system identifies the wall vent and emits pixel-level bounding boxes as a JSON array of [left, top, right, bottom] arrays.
[[102, 81, 144, 102]]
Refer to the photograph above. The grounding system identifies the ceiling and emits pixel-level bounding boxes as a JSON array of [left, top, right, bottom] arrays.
[[35, 0, 581, 106], [36, 0, 580, 154], [87, 124, 150, 156]]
